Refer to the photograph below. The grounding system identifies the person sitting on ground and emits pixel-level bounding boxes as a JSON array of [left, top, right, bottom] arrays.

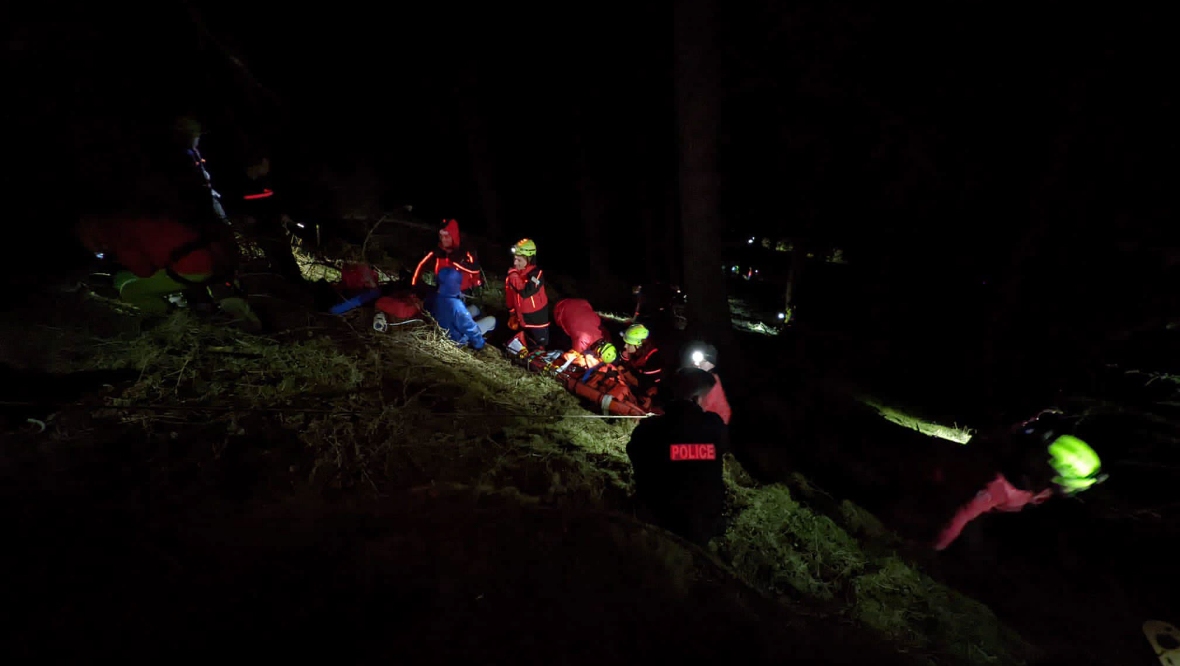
[[505, 238, 550, 350], [682, 342, 731, 425], [626, 367, 731, 547], [619, 323, 665, 398], [933, 410, 1106, 551], [412, 218, 482, 293], [553, 297, 616, 369], [424, 267, 495, 352], [75, 214, 254, 325]]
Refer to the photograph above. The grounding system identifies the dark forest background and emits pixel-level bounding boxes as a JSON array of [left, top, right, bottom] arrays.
[[7, 2, 1178, 378]]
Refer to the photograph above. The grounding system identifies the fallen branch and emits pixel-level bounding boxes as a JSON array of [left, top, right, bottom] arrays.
[[360, 215, 389, 259]]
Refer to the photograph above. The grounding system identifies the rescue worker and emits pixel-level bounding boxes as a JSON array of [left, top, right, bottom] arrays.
[[619, 324, 665, 397], [424, 267, 496, 352], [553, 298, 614, 368], [412, 219, 483, 293], [167, 116, 266, 318], [933, 410, 1106, 551], [626, 367, 730, 546], [75, 214, 253, 325], [173, 115, 228, 224], [683, 342, 731, 425], [238, 152, 305, 284], [505, 238, 550, 350]]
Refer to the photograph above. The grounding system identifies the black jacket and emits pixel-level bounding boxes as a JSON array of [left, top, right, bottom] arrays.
[[626, 400, 730, 543]]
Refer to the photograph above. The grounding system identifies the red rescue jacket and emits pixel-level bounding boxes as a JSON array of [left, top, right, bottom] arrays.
[[933, 473, 1053, 551], [411, 219, 482, 291], [700, 372, 732, 425], [506, 263, 549, 329], [341, 263, 380, 291], [623, 343, 664, 381], [554, 298, 609, 353], [78, 216, 228, 279], [375, 292, 423, 320]]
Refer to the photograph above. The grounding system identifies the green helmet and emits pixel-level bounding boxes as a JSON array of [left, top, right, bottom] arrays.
[[591, 340, 618, 364], [173, 115, 203, 140], [622, 324, 650, 346], [511, 238, 537, 258], [1047, 434, 1103, 494]]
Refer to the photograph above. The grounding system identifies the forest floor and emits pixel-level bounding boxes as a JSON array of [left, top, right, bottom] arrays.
[[3, 215, 1169, 665]]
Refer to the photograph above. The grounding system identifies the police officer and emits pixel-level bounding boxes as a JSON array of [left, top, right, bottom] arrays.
[[626, 367, 730, 546]]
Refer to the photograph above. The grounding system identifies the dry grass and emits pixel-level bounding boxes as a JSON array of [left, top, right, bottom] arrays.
[[6, 253, 1031, 666], [45, 302, 634, 502]]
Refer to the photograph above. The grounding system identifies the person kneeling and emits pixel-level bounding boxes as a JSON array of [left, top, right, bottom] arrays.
[[626, 367, 730, 547], [75, 214, 253, 325], [425, 268, 496, 352]]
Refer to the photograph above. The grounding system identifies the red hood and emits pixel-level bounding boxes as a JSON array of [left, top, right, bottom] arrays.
[[440, 219, 461, 249]]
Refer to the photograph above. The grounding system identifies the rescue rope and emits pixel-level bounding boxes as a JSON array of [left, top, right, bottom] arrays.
[[1, 400, 651, 419]]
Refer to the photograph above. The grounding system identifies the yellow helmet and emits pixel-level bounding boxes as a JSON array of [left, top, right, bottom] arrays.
[[621, 324, 650, 346], [592, 340, 619, 365], [511, 238, 537, 257]]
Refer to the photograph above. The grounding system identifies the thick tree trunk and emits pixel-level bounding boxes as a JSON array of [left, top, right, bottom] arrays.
[[454, 71, 503, 239], [665, 178, 681, 285], [674, 0, 731, 348], [784, 239, 805, 313], [635, 122, 665, 284], [982, 76, 1088, 409], [572, 108, 610, 279]]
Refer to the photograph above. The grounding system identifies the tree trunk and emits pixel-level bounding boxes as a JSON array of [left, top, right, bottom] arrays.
[[454, 71, 502, 239], [982, 76, 1088, 409], [664, 164, 681, 286], [784, 238, 805, 313], [674, 0, 731, 349], [572, 108, 610, 280], [635, 121, 664, 284]]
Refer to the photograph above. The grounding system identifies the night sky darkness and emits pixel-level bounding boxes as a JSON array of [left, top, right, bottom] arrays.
[[7, 3, 1178, 349]]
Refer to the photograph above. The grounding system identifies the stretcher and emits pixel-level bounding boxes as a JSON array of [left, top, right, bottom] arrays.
[[503, 339, 659, 418]]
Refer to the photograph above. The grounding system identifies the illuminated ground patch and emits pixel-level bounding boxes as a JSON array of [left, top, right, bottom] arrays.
[[856, 396, 974, 444]]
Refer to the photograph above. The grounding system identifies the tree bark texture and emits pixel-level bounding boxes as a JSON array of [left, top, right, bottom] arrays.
[[982, 76, 1089, 408], [572, 106, 611, 279], [785, 239, 805, 311], [454, 70, 503, 240], [674, 0, 732, 349]]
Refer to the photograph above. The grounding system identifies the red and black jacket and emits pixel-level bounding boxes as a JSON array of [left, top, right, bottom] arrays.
[[506, 263, 549, 329], [624, 343, 663, 377], [411, 219, 482, 291]]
